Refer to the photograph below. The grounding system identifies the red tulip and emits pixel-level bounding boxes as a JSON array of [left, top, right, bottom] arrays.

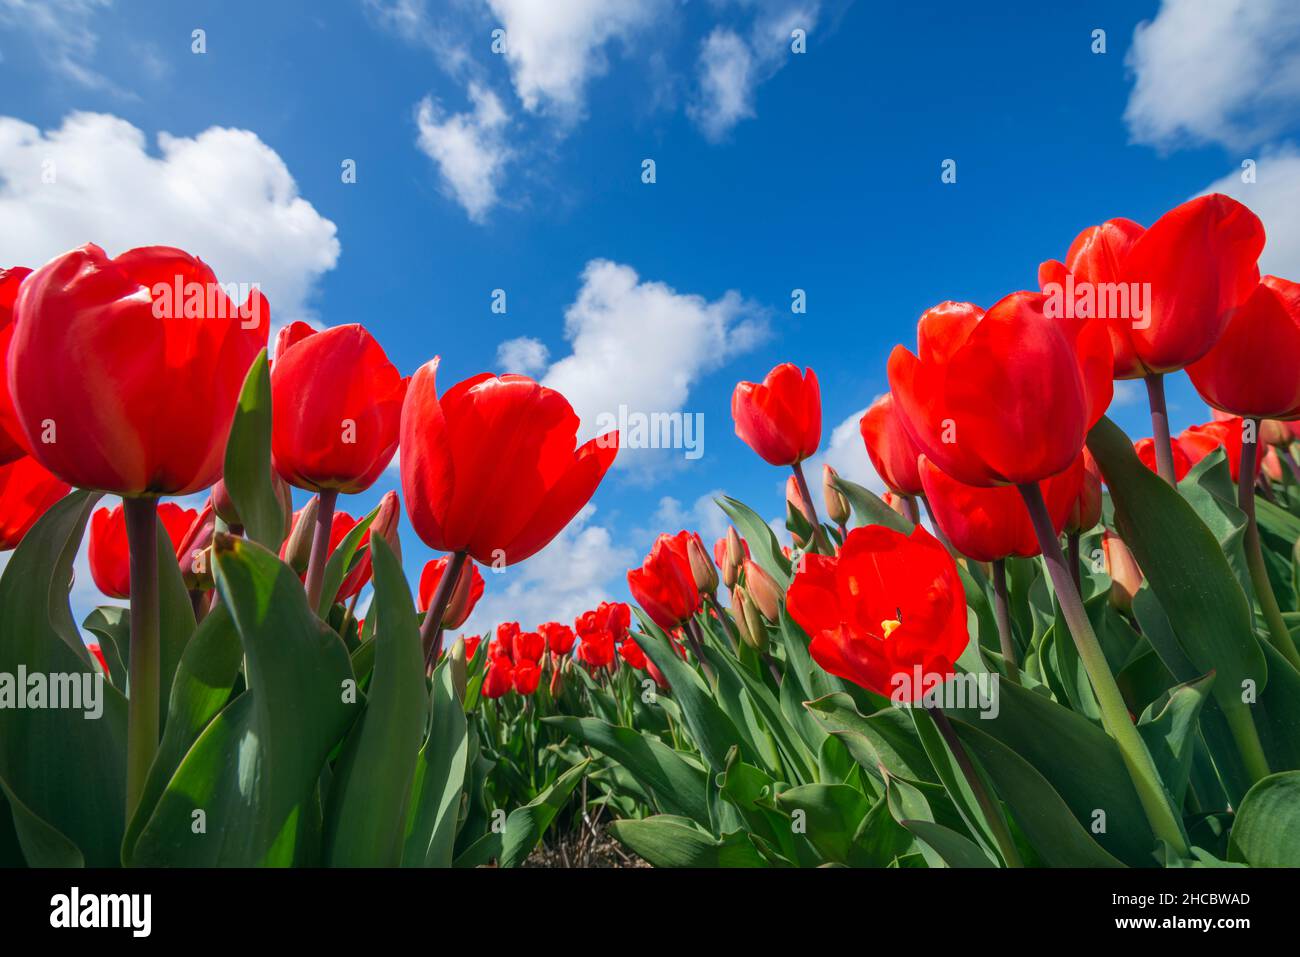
[[175, 501, 217, 589], [400, 360, 618, 565], [731, 363, 821, 466], [917, 453, 1084, 563], [1135, 437, 1192, 482], [859, 393, 923, 495], [270, 324, 407, 494], [86, 642, 109, 674], [8, 244, 268, 495], [1039, 195, 1265, 377], [492, 621, 520, 660], [626, 531, 703, 631], [513, 630, 545, 663], [0, 266, 33, 464], [540, 621, 576, 655], [618, 636, 647, 670], [89, 501, 198, 600], [462, 635, 481, 661], [0, 454, 70, 549], [786, 524, 969, 701], [888, 294, 1112, 488], [481, 655, 515, 699], [1180, 419, 1261, 483], [513, 659, 541, 695], [1188, 276, 1300, 420], [418, 555, 485, 628], [575, 630, 615, 668]]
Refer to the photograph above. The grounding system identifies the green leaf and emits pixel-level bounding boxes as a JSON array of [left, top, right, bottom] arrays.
[[82, 605, 128, 689], [901, 818, 995, 868], [222, 350, 284, 548], [542, 716, 710, 826], [1087, 417, 1265, 730], [323, 534, 427, 866], [805, 693, 936, 784], [316, 503, 378, 616], [608, 815, 766, 867], [156, 510, 198, 723], [1135, 673, 1215, 808], [774, 783, 873, 866], [128, 536, 357, 865], [1228, 771, 1300, 866], [833, 474, 912, 533], [403, 662, 471, 867], [715, 495, 792, 587], [498, 759, 590, 868], [0, 491, 127, 867]]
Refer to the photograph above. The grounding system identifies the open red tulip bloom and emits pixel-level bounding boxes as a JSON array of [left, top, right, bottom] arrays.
[[918, 453, 1083, 563], [731, 363, 821, 466], [786, 524, 968, 701], [9, 244, 268, 496], [418, 555, 485, 627], [626, 530, 703, 632], [888, 294, 1111, 488], [0, 266, 34, 465], [400, 359, 619, 565], [0, 454, 70, 550], [859, 392, 923, 496], [271, 322, 407, 493], [1188, 276, 1300, 420], [1038, 194, 1265, 378], [88, 501, 198, 599]]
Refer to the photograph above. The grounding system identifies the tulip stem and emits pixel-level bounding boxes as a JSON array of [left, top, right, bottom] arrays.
[[304, 489, 338, 613], [421, 550, 468, 666], [902, 494, 920, 526], [1143, 374, 1178, 486], [683, 617, 716, 682], [924, 705, 1022, 867], [991, 560, 1019, 685], [1018, 482, 1188, 857], [919, 495, 955, 552], [1239, 422, 1300, 671], [1279, 446, 1300, 485], [123, 497, 161, 823], [1067, 532, 1082, 594], [791, 461, 832, 555]]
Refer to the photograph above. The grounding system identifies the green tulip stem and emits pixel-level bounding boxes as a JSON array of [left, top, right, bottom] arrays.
[[420, 549, 468, 666], [1019, 482, 1189, 857], [1067, 531, 1082, 594], [1239, 421, 1300, 670], [303, 488, 338, 613], [1143, 374, 1178, 486], [990, 559, 1020, 685], [123, 496, 161, 822], [791, 460, 832, 555], [902, 494, 920, 526], [925, 705, 1023, 868], [918, 494, 955, 552]]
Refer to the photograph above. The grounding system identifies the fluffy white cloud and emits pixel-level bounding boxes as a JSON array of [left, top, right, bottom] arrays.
[[647, 488, 731, 544], [689, 1, 819, 140], [460, 505, 635, 634], [0, 112, 339, 322], [485, 0, 664, 119], [534, 260, 767, 461], [804, 403, 881, 493], [495, 335, 550, 374], [1199, 146, 1300, 276], [1125, 0, 1300, 150], [0, 0, 114, 90], [415, 83, 512, 222]]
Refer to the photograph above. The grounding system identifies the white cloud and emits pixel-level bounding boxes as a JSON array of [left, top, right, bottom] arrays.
[[495, 335, 550, 375], [0, 112, 340, 322], [460, 504, 634, 634], [415, 83, 512, 222], [485, 0, 665, 120], [1199, 146, 1300, 277], [804, 404, 882, 493], [689, 1, 819, 140], [1125, 0, 1300, 150], [647, 488, 731, 543], [1112, 379, 1145, 408], [0, 0, 115, 91], [536, 259, 767, 457]]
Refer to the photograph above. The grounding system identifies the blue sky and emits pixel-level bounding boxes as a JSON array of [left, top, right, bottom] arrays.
[[2, 0, 1299, 634]]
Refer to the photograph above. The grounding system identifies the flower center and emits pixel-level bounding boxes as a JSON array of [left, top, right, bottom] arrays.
[[880, 617, 902, 638]]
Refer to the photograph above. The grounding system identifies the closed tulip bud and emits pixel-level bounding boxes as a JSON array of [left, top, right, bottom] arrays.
[[743, 559, 781, 622], [1102, 531, 1142, 612], [741, 586, 770, 653], [371, 490, 402, 565], [274, 473, 294, 540], [787, 500, 810, 550], [448, 637, 468, 704], [176, 501, 217, 590], [687, 535, 718, 594], [282, 496, 319, 574], [1261, 419, 1292, 448], [211, 477, 240, 527], [732, 586, 755, 648], [723, 526, 745, 588], [823, 464, 850, 527], [549, 657, 566, 698]]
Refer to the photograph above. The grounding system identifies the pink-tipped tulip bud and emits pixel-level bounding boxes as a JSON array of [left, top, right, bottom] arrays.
[[740, 585, 770, 652], [823, 464, 850, 527], [723, 526, 744, 589], [176, 501, 217, 590], [372, 490, 403, 566], [274, 473, 294, 540], [549, 657, 566, 698], [282, 496, 319, 574], [212, 477, 240, 527], [1102, 530, 1142, 612], [1261, 419, 1292, 448], [786, 499, 810, 550], [732, 586, 755, 649], [687, 535, 718, 594], [742, 558, 781, 622], [448, 636, 468, 703]]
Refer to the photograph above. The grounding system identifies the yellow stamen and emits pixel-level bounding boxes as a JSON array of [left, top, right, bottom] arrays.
[[880, 618, 902, 638]]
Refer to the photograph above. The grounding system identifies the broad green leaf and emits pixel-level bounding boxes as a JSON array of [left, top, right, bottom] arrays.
[[323, 534, 427, 866], [901, 818, 995, 868], [403, 663, 470, 867], [0, 491, 126, 867], [82, 605, 128, 689], [774, 783, 873, 866], [156, 510, 198, 722], [833, 474, 911, 533], [1136, 673, 1215, 808], [498, 759, 590, 868], [715, 494, 792, 586], [1228, 771, 1300, 866], [316, 503, 378, 616], [609, 815, 766, 867], [805, 693, 937, 784], [222, 350, 284, 548], [128, 536, 357, 865]]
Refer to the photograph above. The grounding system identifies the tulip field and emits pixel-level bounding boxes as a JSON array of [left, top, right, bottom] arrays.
[[2, 190, 1300, 877]]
